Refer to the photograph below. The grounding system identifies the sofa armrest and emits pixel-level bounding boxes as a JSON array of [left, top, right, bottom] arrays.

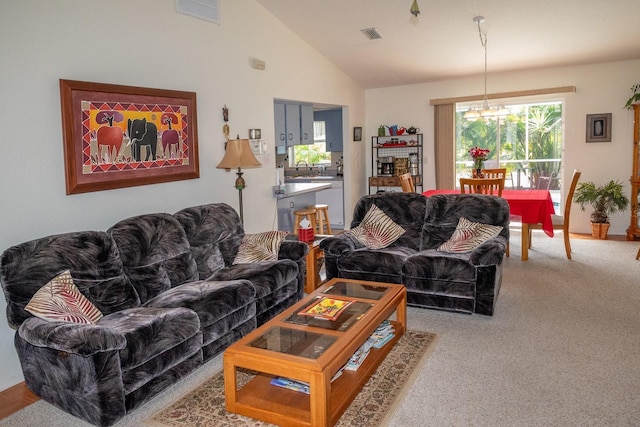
[[319, 232, 362, 255], [468, 236, 507, 265], [278, 240, 309, 261], [17, 317, 126, 356]]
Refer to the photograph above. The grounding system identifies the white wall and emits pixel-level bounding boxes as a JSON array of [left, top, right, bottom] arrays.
[[0, 0, 364, 390], [365, 60, 640, 236]]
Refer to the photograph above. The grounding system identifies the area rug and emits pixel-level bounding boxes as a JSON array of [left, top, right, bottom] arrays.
[[145, 330, 438, 427]]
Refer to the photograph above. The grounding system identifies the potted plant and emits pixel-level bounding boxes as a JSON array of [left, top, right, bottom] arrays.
[[573, 180, 629, 239], [624, 83, 640, 110]]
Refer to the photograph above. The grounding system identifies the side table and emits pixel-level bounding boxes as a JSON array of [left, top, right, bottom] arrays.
[[305, 239, 324, 293], [287, 234, 329, 294]]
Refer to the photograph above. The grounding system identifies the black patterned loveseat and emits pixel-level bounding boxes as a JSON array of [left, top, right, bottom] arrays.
[[0, 203, 306, 426], [320, 192, 509, 315]]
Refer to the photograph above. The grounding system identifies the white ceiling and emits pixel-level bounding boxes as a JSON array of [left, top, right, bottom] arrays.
[[255, 0, 640, 89]]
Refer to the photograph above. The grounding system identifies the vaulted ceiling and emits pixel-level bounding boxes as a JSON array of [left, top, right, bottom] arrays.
[[256, 0, 640, 89]]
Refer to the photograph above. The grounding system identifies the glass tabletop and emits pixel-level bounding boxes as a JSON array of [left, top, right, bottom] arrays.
[[249, 326, 337, 359], [322, 280, 390, 300]]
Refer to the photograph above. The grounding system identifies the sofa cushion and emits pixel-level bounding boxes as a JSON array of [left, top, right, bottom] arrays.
[[350, 205, 405, 249], [437, 217, 503, 253], [25, 270, 103, 324], [350, 192, 427, 251], [98, 306, 201, 371], [174, 203, 245, 279], [0, 231, 140, 329], [233, 231, 288, 264], [108, 213, 199, 304], [337, 246, 416, 284], [421, 194, 510, 250]]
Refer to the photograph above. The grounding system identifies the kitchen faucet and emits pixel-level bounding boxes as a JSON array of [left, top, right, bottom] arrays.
[[295, 160, 308, 168]]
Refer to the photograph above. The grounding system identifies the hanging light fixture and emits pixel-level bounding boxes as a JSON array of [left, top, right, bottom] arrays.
[[463, 16, 509, 121], [410, 0, 420, 17]]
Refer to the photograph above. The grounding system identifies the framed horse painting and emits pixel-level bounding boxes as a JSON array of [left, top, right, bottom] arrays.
[[59, 79, 199, 194]]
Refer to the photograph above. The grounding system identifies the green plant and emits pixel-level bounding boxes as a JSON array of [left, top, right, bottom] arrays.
[[573, 180, 629, 223], [624, 83, 640, 110]]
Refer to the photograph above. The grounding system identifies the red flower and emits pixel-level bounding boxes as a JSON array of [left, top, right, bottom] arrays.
[[468, 146, 490, 160]]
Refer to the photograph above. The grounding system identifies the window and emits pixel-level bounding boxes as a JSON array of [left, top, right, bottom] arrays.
[[291, 121, 332, 166], [456, 100, 563, 191]]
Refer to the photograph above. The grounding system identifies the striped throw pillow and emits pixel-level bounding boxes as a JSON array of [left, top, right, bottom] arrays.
[[233, 231, 288, 264], [351, 205, 405, 249], [437, 217, 503, 253], [25, 270, 103, 324]]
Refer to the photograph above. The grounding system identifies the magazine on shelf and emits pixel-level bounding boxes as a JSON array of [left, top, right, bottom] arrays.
[[297, 296, 354, 321], [270, 369, 344, 394], [270, 377, 310, 394], [343, 320, 396, 371]]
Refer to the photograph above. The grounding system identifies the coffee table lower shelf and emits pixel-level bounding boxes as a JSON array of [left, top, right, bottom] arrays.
[[230, 324, 402, 427]]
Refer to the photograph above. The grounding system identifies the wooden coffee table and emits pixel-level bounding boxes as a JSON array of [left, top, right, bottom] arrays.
[[223, 278, 407, 427]]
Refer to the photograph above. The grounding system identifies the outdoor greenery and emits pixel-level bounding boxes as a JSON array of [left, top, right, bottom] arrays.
[[293, 142, 331, 166], [573, 180, 629, 224]]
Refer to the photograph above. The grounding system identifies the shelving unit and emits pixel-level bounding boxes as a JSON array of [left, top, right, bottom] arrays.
[[369, 134, 423, 194], [627, 104, 640, 240]]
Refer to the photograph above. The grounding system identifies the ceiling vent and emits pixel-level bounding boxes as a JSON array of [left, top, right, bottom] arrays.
[[360, 27, 383, 40], [176, 0, 219, 24]]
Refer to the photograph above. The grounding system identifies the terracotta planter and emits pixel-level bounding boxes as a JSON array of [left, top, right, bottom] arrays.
[[591, 222, 610, 239]]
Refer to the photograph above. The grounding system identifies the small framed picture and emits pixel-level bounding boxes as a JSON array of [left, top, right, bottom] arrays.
[[353, 126, 362, 141], [586, 113, 612, 143]]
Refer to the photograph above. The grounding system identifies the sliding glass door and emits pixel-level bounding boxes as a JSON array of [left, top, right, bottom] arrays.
[[455, 100, 564, 197]]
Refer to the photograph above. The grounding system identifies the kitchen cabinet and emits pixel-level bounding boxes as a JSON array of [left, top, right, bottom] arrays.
[[627, 104, 640, 240], [274, 101, 313, 147], [369, 134, 423, 194], [314, 108, 343, 152]]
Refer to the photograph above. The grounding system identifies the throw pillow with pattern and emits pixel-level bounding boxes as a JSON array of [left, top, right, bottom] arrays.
[[437, 217, 503, 253], [350, 204, 405, 249], [25, 270, 103, 324], [233, 231, 288, 264]]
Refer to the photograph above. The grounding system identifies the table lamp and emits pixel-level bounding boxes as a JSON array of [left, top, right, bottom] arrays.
[[216, 138, 261, 224]]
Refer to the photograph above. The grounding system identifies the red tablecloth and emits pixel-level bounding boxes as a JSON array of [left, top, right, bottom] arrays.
[[423, 189, 556, 236]]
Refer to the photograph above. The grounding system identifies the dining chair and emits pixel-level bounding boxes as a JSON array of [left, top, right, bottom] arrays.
[[459, 177, 504, 196], [481, 168, 507, 181], [400, 173, 415, 192], [528, 169, 581, 259], [483, 167, 509, 190]]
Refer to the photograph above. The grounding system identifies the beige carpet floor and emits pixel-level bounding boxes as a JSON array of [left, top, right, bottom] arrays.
[[2, 231, 639, 426], [145, 330, 438, 427]]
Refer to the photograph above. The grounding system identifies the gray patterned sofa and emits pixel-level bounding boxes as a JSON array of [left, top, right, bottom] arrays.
[[320, 192, 509, 315], [0, 203, 306, 426]]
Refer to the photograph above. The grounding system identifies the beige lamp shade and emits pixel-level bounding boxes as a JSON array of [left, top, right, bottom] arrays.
[[216, 138, 261, 169]]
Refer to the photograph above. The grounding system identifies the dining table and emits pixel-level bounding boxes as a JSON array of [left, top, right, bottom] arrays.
[[423, 189, 556, 261]]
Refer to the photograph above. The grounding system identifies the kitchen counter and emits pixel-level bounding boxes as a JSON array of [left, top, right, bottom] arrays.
[[274, 182, 335, 232], [274, 182, 331, 199]]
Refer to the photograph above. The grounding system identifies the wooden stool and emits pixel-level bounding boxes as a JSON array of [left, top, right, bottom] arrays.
[[308, 204, 332, 235], [293, 207, 317, 235]]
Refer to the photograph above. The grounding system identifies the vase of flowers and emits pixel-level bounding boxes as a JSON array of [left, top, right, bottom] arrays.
[[468, 146, 490, 178]]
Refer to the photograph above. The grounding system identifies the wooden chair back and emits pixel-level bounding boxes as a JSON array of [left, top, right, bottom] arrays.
[[459, 177, 504, 197], [481, 168, 507, 181], [399, 173, 415, 192]]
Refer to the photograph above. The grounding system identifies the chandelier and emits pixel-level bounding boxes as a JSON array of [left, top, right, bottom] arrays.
[[463, 16, 509, 121]]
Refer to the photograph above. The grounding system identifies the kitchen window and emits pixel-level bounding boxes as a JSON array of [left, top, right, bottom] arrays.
[[291, 121, 332, 166]]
